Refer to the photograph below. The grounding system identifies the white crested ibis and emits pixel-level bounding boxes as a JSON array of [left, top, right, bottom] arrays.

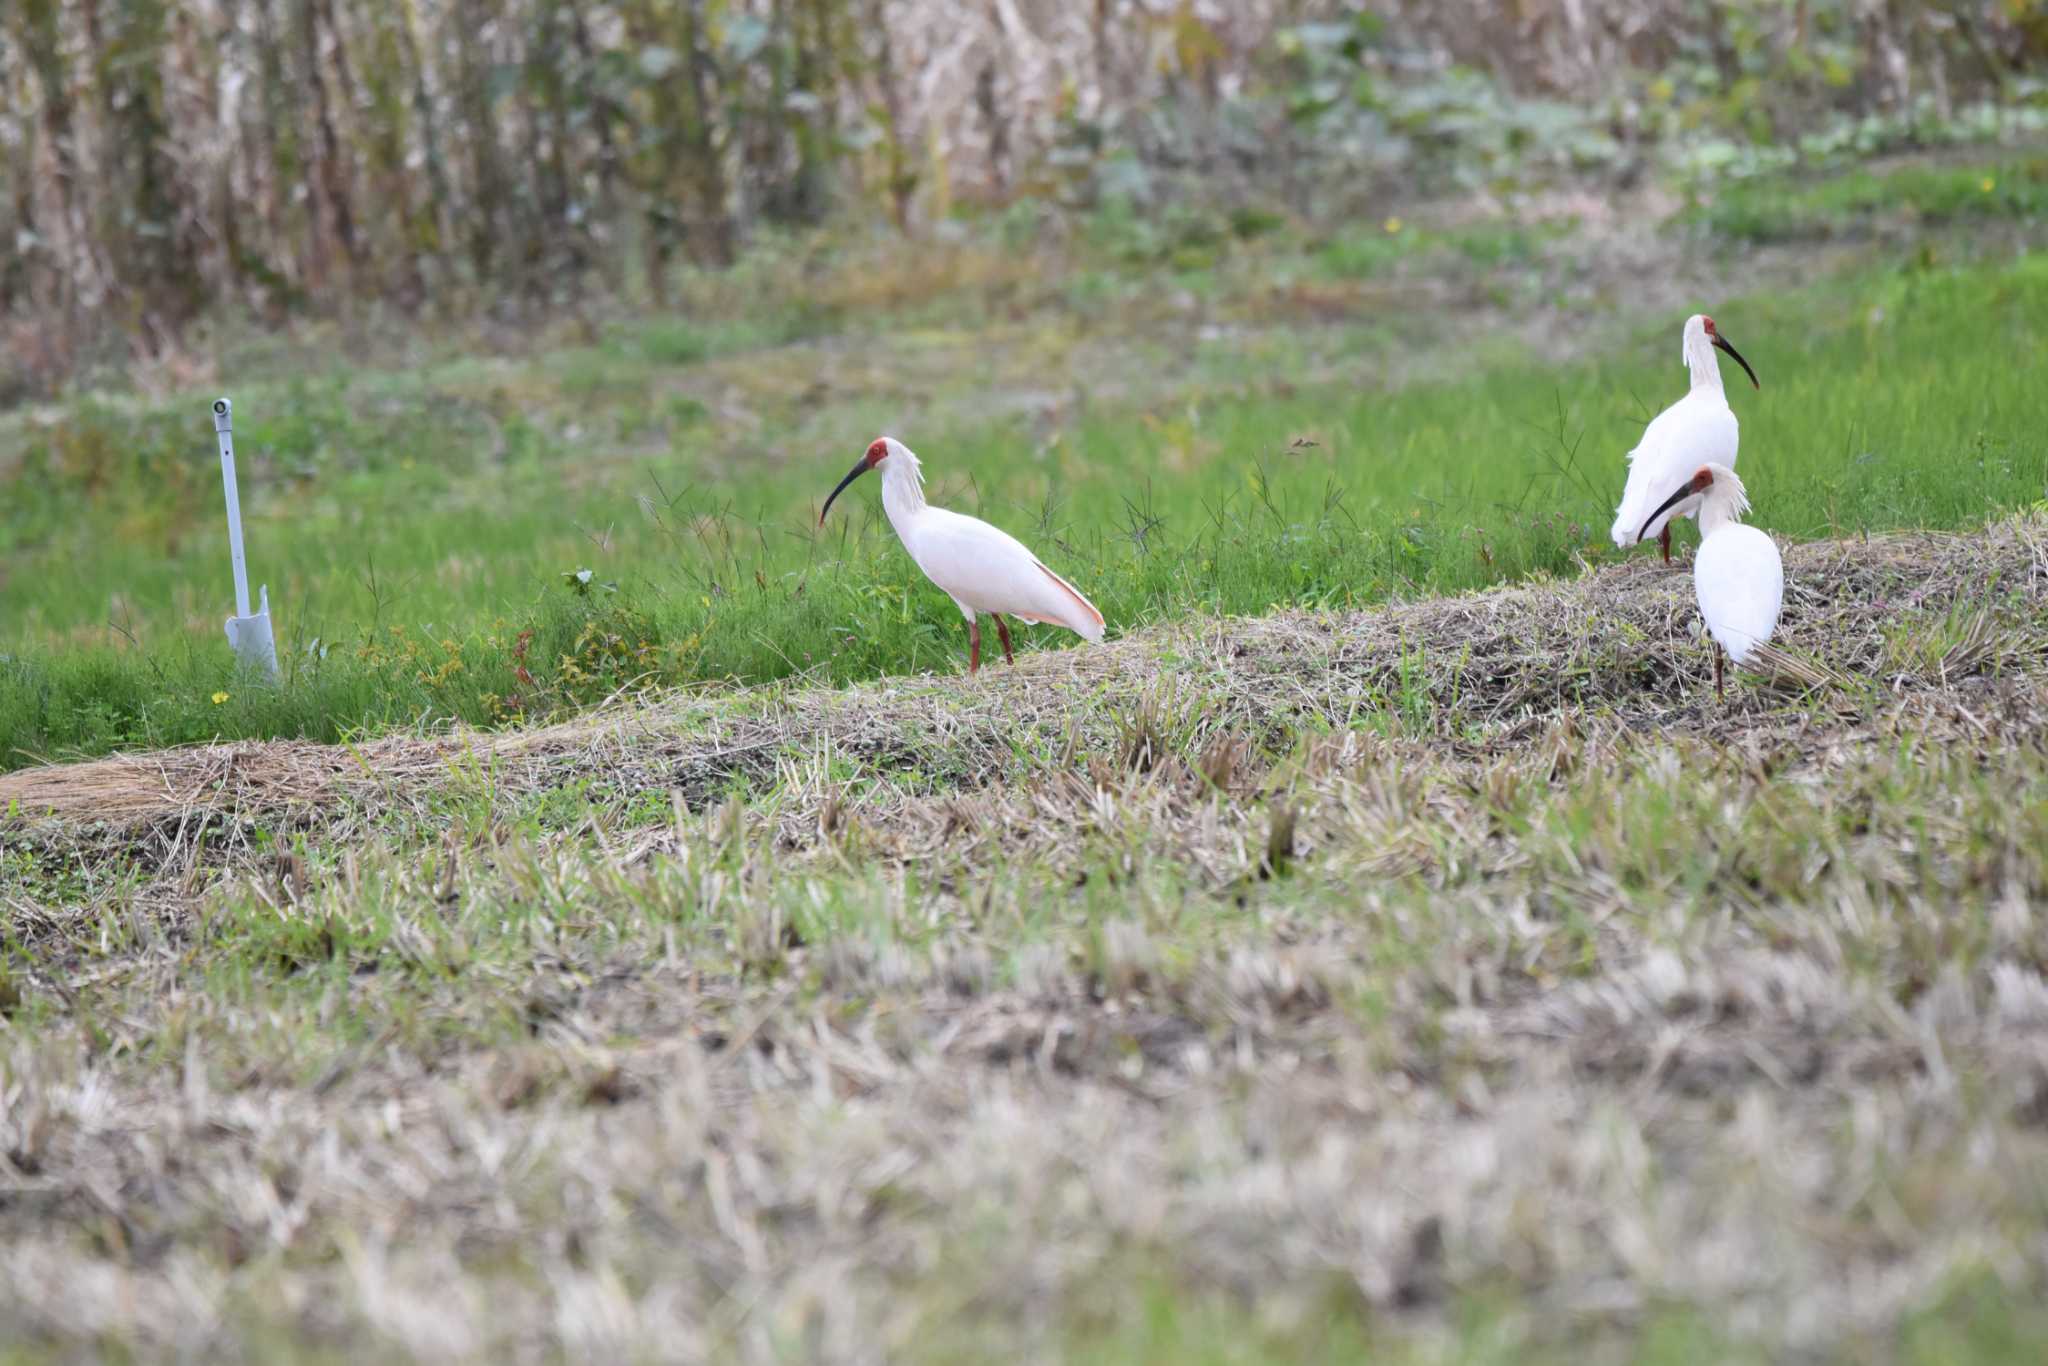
[[1611, 314, 1760, 563], [818, 437, 1105, 673], [1637, 461, 1782, 698]]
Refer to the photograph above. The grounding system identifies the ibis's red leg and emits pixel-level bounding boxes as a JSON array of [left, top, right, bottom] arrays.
[[1714, 643, 1725, 700], [993, 614, 1015, 666], [1659, 523, 1672, 564], [967, 619, 981, 674]]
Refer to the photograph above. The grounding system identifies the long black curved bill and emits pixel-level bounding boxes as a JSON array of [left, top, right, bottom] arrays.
[[818, 457, 871, 526], [1713, 334, 1760, 390], [1636, 480, 1702, 546]]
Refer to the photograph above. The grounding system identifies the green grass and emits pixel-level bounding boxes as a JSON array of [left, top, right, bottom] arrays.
[[1043, 1275, 2048, 1365], [1691, 155, 2048, 242], [1314, 217, 1563, 279], [5, 162, 2048, 771]]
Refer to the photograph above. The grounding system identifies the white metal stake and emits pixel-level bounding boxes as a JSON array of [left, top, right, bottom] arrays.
[[214, 398, 279, 681], [215, 398, 251, 619]]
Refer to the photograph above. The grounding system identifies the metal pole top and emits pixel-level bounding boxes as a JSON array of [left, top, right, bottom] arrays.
[[213, 397, 232, 433]]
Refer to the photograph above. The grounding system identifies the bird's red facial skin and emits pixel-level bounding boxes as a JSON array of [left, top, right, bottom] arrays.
[[866, 439, 889, 467], [1702, 316, 1718, 337], [1693, 467, 1715, 493]]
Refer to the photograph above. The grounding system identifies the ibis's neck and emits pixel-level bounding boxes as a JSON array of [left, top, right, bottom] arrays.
[[1698, 489, 1743, 537], [880, 454, 928, 533], [1684, 332, 1725, 395]]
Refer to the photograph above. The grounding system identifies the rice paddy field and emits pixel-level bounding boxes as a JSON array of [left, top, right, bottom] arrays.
[[3, 153, 2048, 1362]]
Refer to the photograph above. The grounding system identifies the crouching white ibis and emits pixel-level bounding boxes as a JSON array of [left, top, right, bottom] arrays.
[[1611, 314, 1760, 563], [818, 437, 1105, 673], [1637, 462, 1782, 698]]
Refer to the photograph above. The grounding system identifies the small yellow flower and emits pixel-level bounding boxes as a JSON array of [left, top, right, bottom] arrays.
[[211, 691, 230, 705], [1981, 177, 1996, 193], [1383, 216, 1404, 234]]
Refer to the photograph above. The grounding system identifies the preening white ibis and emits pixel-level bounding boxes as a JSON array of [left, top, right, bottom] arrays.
[[818, 437, 1105, 673], [1637, 462, 1782, 698], [1611, 314, 1760, 563]]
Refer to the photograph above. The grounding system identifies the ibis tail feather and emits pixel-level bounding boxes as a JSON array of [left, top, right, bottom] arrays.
[[1030, 562, 1105, 642]]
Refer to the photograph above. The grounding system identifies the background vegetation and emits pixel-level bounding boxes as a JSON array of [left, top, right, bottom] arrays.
[[4, 0, 2047, 396]]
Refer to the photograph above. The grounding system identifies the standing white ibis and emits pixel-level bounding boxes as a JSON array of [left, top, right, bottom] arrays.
[[1611, 314, 1760, 563], [818, 437, 1105, 673], [1637, 462, 1782, 698]]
